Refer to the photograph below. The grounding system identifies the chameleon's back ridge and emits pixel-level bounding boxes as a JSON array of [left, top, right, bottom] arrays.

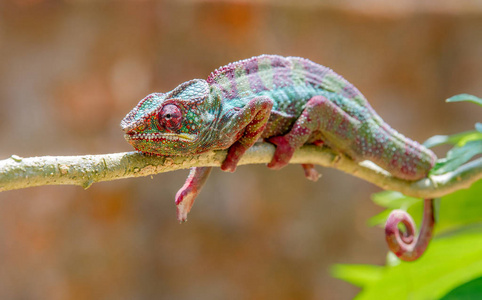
[[207, 55, 365, 105]]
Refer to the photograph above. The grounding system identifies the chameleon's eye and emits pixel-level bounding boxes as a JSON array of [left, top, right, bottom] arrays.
[[159, 104, 182, 131]]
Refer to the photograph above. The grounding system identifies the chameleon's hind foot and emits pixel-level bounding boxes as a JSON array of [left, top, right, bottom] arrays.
[[267, 135, 295, 169], [267, 136, 321, 181], [302, 164, 321, 181], [267, 96, 331, 170]]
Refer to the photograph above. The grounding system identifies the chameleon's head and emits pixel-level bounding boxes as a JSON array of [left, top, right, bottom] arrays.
[[121, 79, 219, 155]]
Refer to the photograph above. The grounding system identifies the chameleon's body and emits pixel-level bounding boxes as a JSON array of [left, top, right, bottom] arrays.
[[121, 55, 436, 223]]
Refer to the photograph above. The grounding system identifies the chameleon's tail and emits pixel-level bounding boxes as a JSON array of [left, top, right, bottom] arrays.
[[385, 198, 435, 261], [359, 119, 437, 181]]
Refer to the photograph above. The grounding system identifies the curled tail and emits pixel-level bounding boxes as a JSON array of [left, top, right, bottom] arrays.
[[385, 199, 435, 261]]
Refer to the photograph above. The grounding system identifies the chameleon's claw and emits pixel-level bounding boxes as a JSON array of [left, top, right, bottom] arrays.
[[220, 161, 237, 173], [267, 136, 295, 169], [175, 189, 194, 223], [302, 164, 321, 182]]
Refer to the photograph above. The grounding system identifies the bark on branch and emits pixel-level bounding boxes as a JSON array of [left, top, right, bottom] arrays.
[[1, 143, 481, 198]]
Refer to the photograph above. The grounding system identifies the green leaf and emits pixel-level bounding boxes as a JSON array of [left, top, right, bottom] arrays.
[[369, 197, 425, 228], [331, 264, 383, 288], [353, 229, 482, 300], [338, 167, 482, 300], [440, 276, 482, 299], [423, 135, 452, 148], [368, 191, 421, 226], [457, 132, 482, 147], [369, 191, 423, 227], [423, 131, 482, 148], [434, 179, 482, 233], [371, 191, 420, 209], [446, 94, 482, 106], [430, 140, 482, 175], [368, 209, 392, 227]]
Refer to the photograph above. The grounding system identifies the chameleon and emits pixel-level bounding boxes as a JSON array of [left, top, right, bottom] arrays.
[[121, 55, 437, 245]]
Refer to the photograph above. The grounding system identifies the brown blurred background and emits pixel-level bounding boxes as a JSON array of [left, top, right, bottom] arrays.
[[0, 1, 481, 299]]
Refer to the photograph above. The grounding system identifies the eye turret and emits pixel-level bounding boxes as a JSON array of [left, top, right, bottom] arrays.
[[158, 104, 182, 131]]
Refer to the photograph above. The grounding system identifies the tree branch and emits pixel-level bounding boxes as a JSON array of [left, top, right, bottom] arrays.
[[1, 143, 481, 198]]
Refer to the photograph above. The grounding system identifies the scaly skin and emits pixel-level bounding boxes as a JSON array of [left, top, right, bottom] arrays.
[[121, 55, 437, 261]]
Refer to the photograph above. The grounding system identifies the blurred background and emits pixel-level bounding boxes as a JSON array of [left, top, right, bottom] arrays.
[[0, 1, 481, 299]]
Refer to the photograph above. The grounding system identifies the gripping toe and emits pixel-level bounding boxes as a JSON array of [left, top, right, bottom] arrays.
[[267, 136, 295, 169]]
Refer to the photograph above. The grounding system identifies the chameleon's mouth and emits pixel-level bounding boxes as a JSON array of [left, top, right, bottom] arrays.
[[125, 132, 197, 142]]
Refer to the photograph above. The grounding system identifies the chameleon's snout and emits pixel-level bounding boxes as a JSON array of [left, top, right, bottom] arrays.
[[120, 109, 148, 135], [120, 114, 137, 133], [120, 92, 167, 133], [123, 133, 133, 141]]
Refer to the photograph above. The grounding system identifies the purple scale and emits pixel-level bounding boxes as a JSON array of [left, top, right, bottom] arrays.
[[271, 56, 292, 88], [243, 57, 267, 93]]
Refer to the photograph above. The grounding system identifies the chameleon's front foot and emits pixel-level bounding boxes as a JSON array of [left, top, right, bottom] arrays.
[[220, 141, 248, 172], [220, 96, 274, 173], [175, 167, 212, 222], [267, 135, 295, 169]]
